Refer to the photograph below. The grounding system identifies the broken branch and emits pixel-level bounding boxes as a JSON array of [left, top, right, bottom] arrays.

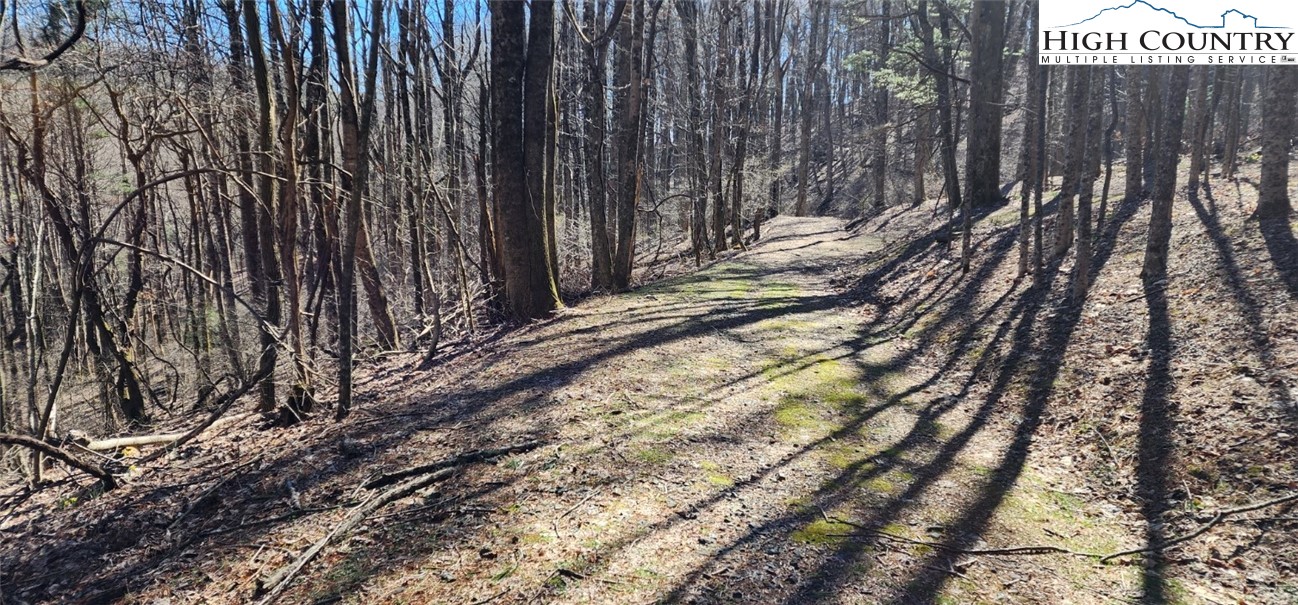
[[0, 433, 116, 489]]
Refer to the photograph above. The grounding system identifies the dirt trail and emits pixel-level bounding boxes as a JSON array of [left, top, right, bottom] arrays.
[[267, 215, 1131, 605], [4, 216, 1141, 604]]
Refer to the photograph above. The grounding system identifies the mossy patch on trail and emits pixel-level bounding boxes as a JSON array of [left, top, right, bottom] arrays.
[[632, 446, 674, 465], [999, 475, 1127, 554], [790, 517, 856, 545]]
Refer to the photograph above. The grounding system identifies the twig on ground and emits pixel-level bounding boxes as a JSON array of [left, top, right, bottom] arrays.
[[468, 589, 509, 605], [822, 491, 1298, 565], [1092, 426, 1123, 471], [820, 508, 1102, 558], [1099, 491, 1298, 563], [202, 505, 343, 536], [167, 455, 262, 533], [361, 440, 541, 490]]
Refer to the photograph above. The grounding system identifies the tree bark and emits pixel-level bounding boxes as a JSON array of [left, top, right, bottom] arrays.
[[1141, 66, 1190, 282], [963, 0, 1006, 208], [491, 0, 562, 319], [1258, 67, 1297, 221], [611, 0, 645, 289], [332, 0, 386, 418]]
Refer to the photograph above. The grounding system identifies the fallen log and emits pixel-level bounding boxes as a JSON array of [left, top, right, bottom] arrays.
[[81, 432, 187, 451], [0, 433, 117, 489], [362, 440, 542, 490], [73, 413, 253, 453]]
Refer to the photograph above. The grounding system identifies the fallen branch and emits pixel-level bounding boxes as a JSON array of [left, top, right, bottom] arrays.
[[138, 365, 272, 465], [0, 433, 116, 489], [362, 440, 541, 490], [254, 466, 457, 604], [83, 432, 188, 451], [822, 511, 1101, 559], [1099, 491, 1298, 563], [255, 441, 544, 603]]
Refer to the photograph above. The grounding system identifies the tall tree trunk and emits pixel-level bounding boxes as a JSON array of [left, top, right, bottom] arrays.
[[1017, 8, 1040, 277], [491, 0, 562, 319], [525, 0, 560, 291], [612, 0, 646, 289], [963, 0, 1006, 208], [584, 0, 617, 286], [916, 0, 960, 214], [1141, 66, 1190, 282], [1098, 68, 1119, 229], [1123, 66, 1146, 202], [332, 0, 385, 419], [1258, 67, 1297, 221], [1054, 66, 1090, 259], [729, 1, 758, 250], [1032, 67, 1050, 286], [267, 0, 314, 418], [1073, 67, 1098, 299], [242, 0, 282, 414], [676, 0, 709, 260], [709, 2, 731, 240], [871, 0, 890, 210], [765, 0, 786, 223], [1186, 67, 1212, 194], [794, 3, 821, 217]]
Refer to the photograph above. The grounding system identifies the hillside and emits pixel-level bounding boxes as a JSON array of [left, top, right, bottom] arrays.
[[3, 161, 1296, 604]]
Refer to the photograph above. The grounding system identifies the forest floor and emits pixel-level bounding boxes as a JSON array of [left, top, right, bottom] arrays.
[[3, 168, 1298, 605]]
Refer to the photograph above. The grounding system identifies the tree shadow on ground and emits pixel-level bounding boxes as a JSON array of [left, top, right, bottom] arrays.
[[0, 230, 875, 603], [649, 196, 1142, 605], [1259, 216, 1298, 300], [878, 194, 1144, 604], [1189, 187, 1296, 423], [1132, 278, 1174, 605]]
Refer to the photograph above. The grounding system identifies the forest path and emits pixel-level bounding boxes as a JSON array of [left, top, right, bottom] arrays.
[[27, 215, 1146, 605], [300, 215, 1132, 604]]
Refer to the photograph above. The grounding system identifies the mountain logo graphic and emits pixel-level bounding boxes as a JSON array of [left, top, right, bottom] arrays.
[[1057, 1, 1288, 29]]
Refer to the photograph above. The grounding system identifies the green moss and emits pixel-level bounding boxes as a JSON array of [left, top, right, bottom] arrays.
[[633, 447, 673, 465], [791, 518, 855, 545], [519, 532, 553, 544], [705, 472, 735, 487], [1001, 482, 1125, 553], [491, 562, 520, 581], [784, 495, 814, 511], [774, 397, 838, 435], [645, 411, 706, 439], [1163, 578, 1193, 605], [824, 443, 877, 470], [863, 476, 898, 495]]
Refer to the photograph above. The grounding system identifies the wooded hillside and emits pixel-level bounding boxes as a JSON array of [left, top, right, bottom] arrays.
[[1, 1, 1296, 603]]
